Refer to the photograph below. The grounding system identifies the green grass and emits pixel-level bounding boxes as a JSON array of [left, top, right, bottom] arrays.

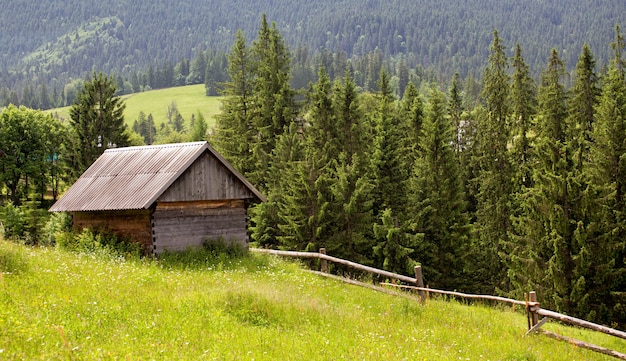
[[1, 240, 624, 360], [47, 84, 223, 129]]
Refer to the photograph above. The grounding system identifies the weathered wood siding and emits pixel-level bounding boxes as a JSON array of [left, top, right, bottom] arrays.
[[152, 200, 248, 254], [157, 151, 256, 202], [72, 210, 153, 251]]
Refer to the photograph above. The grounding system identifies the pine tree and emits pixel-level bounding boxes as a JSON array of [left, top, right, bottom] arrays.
[[190, 111, 208, 141], [399, 81, 425, 159], [448, 73, 464, 153], [67, 72, 129, 177], [325, 73, 374, 263], [514, 49, 576, 312], [509, 44, 537, 190], [504, 44, 538, 296], [588, 25, 626, 327], [214, 29, 256, 179], [409, 87, 470, 289], [249, 14, 298, 189], [471, 30, 513, 292], [570, 43, 600, 170], [369, 69, 408, 220]]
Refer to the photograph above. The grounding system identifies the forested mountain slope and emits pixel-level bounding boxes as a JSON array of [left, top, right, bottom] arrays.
[[2, 0, 624, 93]]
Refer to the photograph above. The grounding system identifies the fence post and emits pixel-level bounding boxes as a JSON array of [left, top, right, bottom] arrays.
[[529, 291, 538, 326], [414, 265, 426, 303], [319, 248, 328, 273]]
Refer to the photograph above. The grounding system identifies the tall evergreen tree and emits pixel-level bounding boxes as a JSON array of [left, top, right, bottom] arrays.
[[400, 81, 425, 159], [509, 43, 537, 190], [569, 43, 600, 170], [588, 25, 626, 327], [369, 69, 408, 220], [471, 30, 513, 292], [214, 29, 256, 178], [504, 44, 538, 296], [448, 73, 464, 153], [67, 72, 129, 178], [325, 73, 374, 263], [513, 49, 578, 312], [409, 87, 469, 289], [249, 14, 298, 189]]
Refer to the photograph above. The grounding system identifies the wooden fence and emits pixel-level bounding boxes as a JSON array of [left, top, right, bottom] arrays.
[[250, 247, 626, 360]]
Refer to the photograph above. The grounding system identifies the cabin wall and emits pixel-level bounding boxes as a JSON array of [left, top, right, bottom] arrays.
[[158, 151, 255, 202], [72, 210, 153, 252], [152, 199, 248, 254]]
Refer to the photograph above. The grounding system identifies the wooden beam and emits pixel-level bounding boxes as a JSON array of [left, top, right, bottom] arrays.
[[540, 330, 626, 360], [534, 308, 626, 340], [250, 248, 417, 284], [307, 271, 419, 300], [380, 283, 536, 307], [525, 317, 549, 335]]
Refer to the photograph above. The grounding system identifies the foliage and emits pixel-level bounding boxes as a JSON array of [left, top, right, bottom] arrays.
[[41, 212, 73, 247], [55, 228, 141, 260], [0, 202, 25, 240], [470, 31, 514, 293], [0, 202, 51, 245], [67, 72, 129, 177], [0, 105, 68, 204]]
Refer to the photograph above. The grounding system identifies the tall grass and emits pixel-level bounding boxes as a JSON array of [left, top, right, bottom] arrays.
[[0, 240, 624, 360]]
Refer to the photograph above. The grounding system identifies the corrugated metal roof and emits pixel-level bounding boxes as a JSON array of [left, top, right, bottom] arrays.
[[49, 141, 265, 212]]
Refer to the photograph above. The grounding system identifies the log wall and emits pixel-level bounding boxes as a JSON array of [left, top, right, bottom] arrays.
[[152, 199, 248, 254], [72, 210, 153, 252]]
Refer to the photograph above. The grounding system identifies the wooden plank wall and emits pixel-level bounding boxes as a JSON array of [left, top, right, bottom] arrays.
[[158, 151, 255, 202], [72, 210, 153, 252], [152, 200, 248, 254]]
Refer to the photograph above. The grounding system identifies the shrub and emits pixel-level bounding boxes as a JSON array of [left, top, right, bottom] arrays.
[[56, 228, 141, 259], [203, 237, 248, 258], [41, 212, 73, 246], [1, 202, 26, 240]]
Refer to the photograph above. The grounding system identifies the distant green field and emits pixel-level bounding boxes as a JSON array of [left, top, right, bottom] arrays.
[[47, 84, 223, 129]]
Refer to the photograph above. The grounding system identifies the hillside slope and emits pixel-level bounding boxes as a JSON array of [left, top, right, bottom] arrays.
[[1, 240, 624, 360], [2, 1, 625, 90]]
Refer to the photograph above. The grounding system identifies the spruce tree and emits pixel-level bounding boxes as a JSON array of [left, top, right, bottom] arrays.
[[326, 73, 374, 263], [471, 30, 513, 292], [369, 69, 409, 220], [249, 14, 298, 189], [399, 81, 425, 163], [509, 44, 537, 190], [448, 73, 464, 154], [214, 29, 256, 179], [515, 49, 577, 312], [504, 44, 538, 296], [68, 72, 129, 177], [588, 25, 626, 327], [570, 43, 600, 170], [408, 87, 470, 289]]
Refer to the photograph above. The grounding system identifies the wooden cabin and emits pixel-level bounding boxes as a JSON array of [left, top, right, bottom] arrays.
[[49, 141, 265, 254]]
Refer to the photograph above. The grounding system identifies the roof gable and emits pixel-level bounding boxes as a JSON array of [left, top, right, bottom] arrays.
[[49, 141, 265, 212]]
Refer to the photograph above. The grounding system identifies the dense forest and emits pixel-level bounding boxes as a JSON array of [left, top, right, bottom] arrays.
[[1, 0, 625, 108]]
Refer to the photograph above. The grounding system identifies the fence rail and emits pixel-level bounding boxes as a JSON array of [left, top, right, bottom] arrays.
[[250, 247, 626, 359]]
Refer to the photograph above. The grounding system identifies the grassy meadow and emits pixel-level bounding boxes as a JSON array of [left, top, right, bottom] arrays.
[[1, 240, 625, 360], [47, 84, 223, 129]]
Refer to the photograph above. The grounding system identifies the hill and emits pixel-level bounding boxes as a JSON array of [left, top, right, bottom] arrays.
[[48, 84, 223, 129], [2, 1, 625, 99], [1, 239, 624, 360]]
